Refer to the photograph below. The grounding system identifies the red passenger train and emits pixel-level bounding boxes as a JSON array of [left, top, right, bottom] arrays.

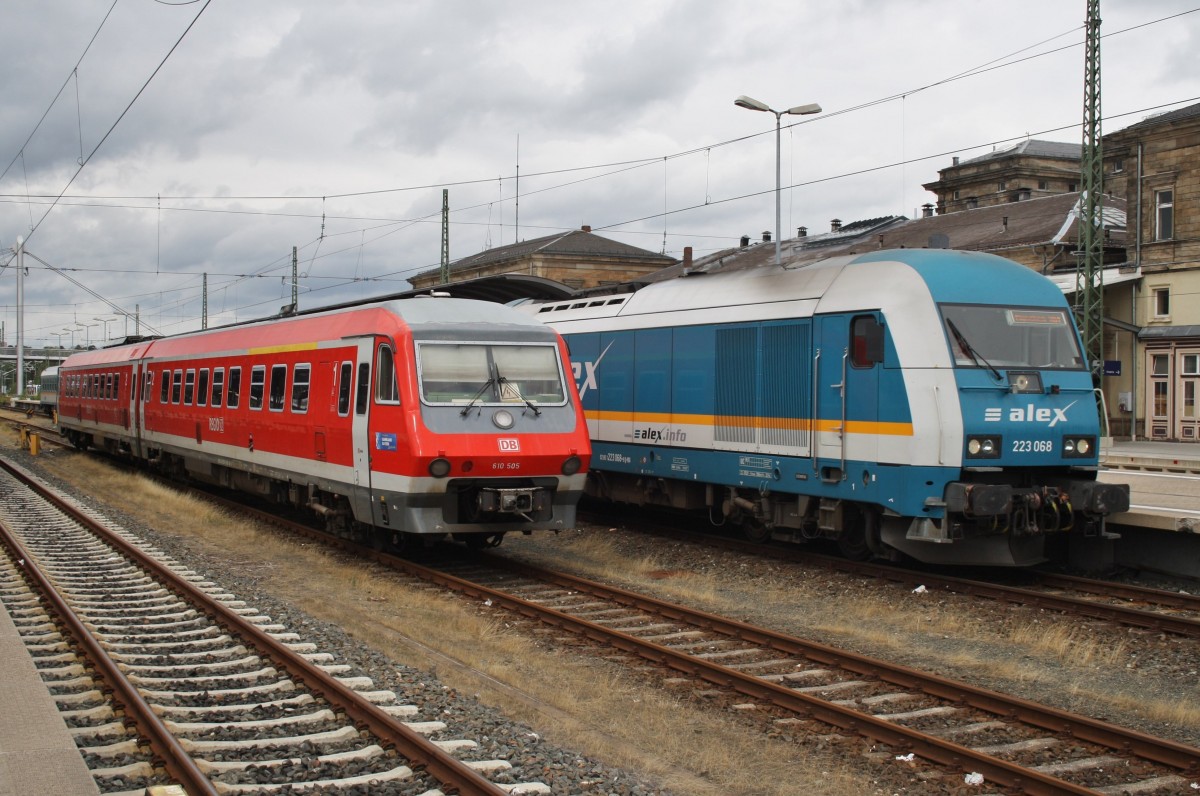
[[57, 296, 591, 550]]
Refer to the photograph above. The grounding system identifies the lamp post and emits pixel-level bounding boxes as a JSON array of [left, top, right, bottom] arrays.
[[51, 332, 66, 350], [66, 326, 82, 349], [734, 95, 821, 265], [81, 322, 98, 348], [94, 315, 117, 345]]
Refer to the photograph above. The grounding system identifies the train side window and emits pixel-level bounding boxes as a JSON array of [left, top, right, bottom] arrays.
[[375, 345, 400, 404], [291, 364, 311, 413], [93, 374, 101, 398], [211, 368, 225, 408], [184, 369, 196, 405], [355, 362, 370, 415], [250, 366, 266, 410], [172, 370, 183, 404], [197, 369, 209, 407], [268, 364, 287, 411], [850, 315, 885, 368], [337, 362, 352, 416], [160, 371, 171, 403], [227, 367, 242, 409], [113, 374, 120, 401]]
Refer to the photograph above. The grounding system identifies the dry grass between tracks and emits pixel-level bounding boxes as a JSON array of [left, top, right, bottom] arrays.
[[28, 449, 875, 796]]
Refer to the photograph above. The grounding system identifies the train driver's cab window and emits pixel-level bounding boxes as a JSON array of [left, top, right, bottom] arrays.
[[941, 304, 1083, 370], [268, 364, 287, 411], [291, 364, 310, 413], [417, 342, 567, 406], [227, 367, 242, 409], [337, 362, 353, 416], [375, 346, 400, 404], [850, 315, 885, 368], [249, 366, 266, 410], [144, 371, 153, 402]]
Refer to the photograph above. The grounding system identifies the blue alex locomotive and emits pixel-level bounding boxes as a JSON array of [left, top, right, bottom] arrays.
[[521, 248, 1129, 566]]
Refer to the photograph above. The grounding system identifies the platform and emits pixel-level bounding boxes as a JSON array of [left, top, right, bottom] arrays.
[[0, 586, 100, 795]]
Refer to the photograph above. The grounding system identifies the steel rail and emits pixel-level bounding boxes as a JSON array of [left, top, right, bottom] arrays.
[[162, 485, 1200, 791], [479, 554, 1200, 776], [0, 517, 218, 795], [0, 458, 509, 796], [582, 514, 1200, 638]]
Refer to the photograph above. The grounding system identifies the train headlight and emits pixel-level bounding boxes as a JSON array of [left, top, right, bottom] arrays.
[[492, 409, 515, 429], [965, 435, 1001, 458], [561, 455, 582, 476], [1008, 371, 1043, 394], [428, 457, 452, 477], [1062, 435, 1095, 458]]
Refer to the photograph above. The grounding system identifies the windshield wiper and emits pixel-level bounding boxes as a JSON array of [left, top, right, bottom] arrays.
[[459, 378, 495, 416], [498, 375, 541, 416], [945, 318, 1002, 381]]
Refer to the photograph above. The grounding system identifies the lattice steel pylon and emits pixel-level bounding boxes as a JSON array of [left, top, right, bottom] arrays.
[[1075, 0, 1104, 387], [440, 188, 450, 284]]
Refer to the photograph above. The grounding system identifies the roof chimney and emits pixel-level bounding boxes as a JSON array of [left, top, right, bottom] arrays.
[[740, 235, 750, 247], [830, 218, 842, 233], [682, 246, 693, 269], [952, 156, 960, 166], [762, 230, 772, 243], [797, 226, 807, 237], [921, 203, 934, 218], [580, 225, 591, 233]]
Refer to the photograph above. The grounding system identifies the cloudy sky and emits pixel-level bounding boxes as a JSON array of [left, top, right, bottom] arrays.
[[2, 0, 1198, 351]]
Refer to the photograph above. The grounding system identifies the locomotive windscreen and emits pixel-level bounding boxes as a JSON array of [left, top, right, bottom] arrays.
[[417, 342, 568, 405], [940, 304, 1084, 370]]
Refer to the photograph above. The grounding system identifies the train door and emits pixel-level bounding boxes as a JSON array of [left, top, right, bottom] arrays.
[[350, 338, 375, 522], [814, 313, 883, 480], [131, 360, 144, 459]]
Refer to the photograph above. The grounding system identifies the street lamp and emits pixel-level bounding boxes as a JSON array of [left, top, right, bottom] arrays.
[[51, 332, 66, 349], [81, 322, 98, 348], [94, 316, 117, 344], [65, 326, 82, 349], [734, 95, 822, 265]]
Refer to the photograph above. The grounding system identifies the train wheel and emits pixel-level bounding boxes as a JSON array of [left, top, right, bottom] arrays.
[[836, 508, 877, 561], [741, 518, 771, 543], [465, 533, 504, 549]]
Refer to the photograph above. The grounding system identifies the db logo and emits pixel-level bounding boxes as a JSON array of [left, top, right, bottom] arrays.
[[498, 438, 521, 452]]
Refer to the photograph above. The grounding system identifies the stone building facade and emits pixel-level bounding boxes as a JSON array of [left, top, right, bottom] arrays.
[[922, 140, 1082, 214], [1103, 102, 1200, 441]]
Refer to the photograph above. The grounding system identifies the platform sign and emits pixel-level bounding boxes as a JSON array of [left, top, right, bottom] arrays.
[[1104, 360, 1121, 376]]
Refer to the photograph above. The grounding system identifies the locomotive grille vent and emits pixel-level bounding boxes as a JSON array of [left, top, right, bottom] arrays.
[[715, 327, 755, 444], [715, 324, 810, 449]]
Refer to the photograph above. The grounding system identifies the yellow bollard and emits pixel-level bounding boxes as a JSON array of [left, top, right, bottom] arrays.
[[28, 433, 40, 456], [19, 427, 29, 450]]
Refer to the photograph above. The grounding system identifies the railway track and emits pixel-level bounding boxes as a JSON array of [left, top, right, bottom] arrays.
[[149, 492, 1200, 794], [582, 512, 1200, 640], [0, 458, 547, 795], [427, 553, 1200, 795]]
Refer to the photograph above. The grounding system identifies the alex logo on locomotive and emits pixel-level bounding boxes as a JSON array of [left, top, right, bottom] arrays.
[[982, 399, 1078, 427]]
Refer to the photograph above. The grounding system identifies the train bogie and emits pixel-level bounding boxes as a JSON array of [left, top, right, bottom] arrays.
[[57, 297, 590, 550]]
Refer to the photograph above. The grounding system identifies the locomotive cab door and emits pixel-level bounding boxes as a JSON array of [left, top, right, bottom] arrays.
[[349, 338, 376, 523], [814, 313, 884, 481]]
